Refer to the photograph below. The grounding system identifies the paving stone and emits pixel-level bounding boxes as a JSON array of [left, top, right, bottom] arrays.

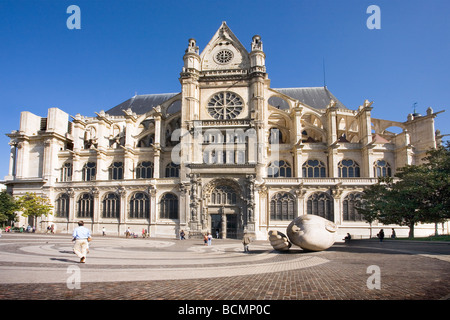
[[0, 234, 449, 300]]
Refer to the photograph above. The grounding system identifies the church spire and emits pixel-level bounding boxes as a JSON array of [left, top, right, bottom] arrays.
[[181, 38, 200, 78], [249, 34, 266, 76]]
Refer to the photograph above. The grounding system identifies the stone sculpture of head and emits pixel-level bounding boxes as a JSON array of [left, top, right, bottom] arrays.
[[269, 215, 338, 252]]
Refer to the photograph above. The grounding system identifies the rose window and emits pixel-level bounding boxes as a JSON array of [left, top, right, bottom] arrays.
[[207, 92, 243, 120], [215, 49, 233, 64]]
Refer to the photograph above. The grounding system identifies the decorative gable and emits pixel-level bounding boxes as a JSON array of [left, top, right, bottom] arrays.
[[200, 22, 250, 71]]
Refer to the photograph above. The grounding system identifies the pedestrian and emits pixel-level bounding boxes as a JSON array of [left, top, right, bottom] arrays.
[[180, 230, 185, 240], [207, 232, 212, 246], [126, 227, 131, 238], [391, 228, 396, 239], [377, 229, 385, 242], [215, 229, 219, 239], [203, 233, 208, 246], [242, 232, 252, 253], [344, 233, 352, 242], [72, 221, 91, 263], [102, 227, 106, 236]]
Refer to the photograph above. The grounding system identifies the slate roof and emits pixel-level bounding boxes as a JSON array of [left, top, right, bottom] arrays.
[[273, 87, 348, 110], [105, 87, 347, 116], [106, 93, 179, 116]]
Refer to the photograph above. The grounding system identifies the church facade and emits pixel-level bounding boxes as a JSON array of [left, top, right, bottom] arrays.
[[5, 22, 447, 239]]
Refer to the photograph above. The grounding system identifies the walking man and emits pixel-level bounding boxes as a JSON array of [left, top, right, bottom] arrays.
[[72, 221, 91, 263], [243, 232, 252, 253]]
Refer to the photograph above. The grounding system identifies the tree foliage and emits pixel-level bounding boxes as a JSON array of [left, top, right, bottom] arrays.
[[0, 191, 19, 224], [358, 142, 450, 238], [17, 192, 53, 226]]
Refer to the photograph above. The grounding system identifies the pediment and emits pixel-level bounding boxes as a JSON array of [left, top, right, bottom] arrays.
[[200, 22, 250, 71]]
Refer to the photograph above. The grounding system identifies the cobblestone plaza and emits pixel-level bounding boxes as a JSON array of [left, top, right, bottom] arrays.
[[0, 233, 449, 301]]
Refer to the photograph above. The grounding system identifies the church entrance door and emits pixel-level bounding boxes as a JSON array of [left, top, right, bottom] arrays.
[[205, 180, 244, 239], [210, 214, 222, 239], [226, 214, 238, 239]]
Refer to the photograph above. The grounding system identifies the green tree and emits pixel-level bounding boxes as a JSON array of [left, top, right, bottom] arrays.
[[17, 192, 53, 228], [0, 190, 19, 225], [417, 142, 450, 225], [359, 142, 450, 238], [355, 178, 391, 238], [378, 175, 426, 238]]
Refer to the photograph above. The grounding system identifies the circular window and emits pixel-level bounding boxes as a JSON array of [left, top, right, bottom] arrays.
[[207, 92, 243, 120], [214, 49, 233, 64]]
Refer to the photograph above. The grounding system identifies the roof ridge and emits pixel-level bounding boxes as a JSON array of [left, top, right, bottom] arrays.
[[133, 92, 180, 97], [274, 86, 326, 90]]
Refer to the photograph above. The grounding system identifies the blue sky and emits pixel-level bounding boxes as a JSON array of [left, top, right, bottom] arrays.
[[0, 0, 449, 178]]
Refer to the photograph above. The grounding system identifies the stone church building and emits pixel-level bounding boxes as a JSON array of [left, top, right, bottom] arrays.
[[5, 22, 446, 239]]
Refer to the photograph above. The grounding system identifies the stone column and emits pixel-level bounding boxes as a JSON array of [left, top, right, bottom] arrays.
[[119, 188, 127, 236], [123, 149, 134, 179], [7, 142, 17, 179], [68, 188, 76, 223], [15, 140, 29, 178], [91, 188, 100, 231]]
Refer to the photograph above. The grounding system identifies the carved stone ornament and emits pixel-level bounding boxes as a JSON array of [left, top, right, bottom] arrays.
[[269, 215, 337, 252]]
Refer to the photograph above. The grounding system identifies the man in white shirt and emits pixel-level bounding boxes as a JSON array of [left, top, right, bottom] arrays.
[[72, 221, 91, 263]]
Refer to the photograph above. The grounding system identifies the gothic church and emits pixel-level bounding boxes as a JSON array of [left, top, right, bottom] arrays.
[[5, 22, 446, 239]]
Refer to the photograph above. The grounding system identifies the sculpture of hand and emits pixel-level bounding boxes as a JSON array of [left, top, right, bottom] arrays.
[[268, 230, 291, 251]]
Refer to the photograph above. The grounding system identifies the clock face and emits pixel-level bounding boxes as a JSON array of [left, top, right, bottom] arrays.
[[207, 92, 243, 120], [214, 49, 234, 64]]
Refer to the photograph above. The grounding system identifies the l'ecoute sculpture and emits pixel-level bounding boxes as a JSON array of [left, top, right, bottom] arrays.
[[269, 215, 338, 252]]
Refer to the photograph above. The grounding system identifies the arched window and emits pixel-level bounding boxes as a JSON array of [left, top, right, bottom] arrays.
[[60, 162, 72, 182], [82, 162, 96, 181], [77, 193, 93, 218], [160, 193, 179, 219], [270, 192, 296, 221], [165, 162, 180, 178], [102, 193, 120, 219], [55, 193, 70, 218], [129, 192, 150, 219], [302, 160, 326, 178], [307, 192, 334, 221], [373, 160, 392, 177], [210, 186, 237, 205], [337, 159, 360, 178], [268, 160, 292, 178], [343, 193, 364, 221], [136, 161, 154, 179], [109, 162, 123, 180]]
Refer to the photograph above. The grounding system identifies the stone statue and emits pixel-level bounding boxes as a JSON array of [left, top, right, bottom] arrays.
[[269, 215, 338, 252], [268, 230, 291, 251]]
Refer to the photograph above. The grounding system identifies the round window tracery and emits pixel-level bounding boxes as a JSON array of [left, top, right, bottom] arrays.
[[207, 92, 243, 120], [214, 49, 233, 64]]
